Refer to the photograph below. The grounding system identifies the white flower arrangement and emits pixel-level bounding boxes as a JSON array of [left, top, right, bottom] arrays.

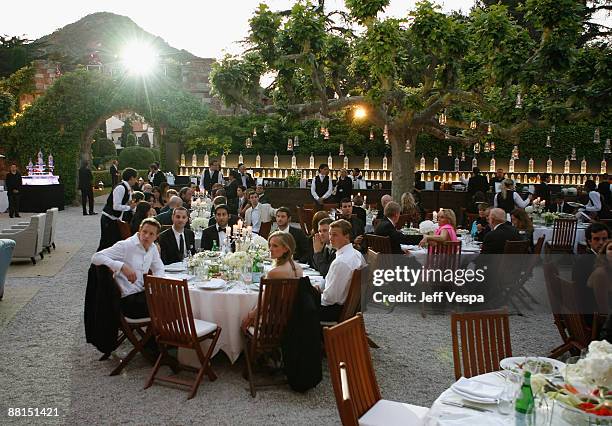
[[191, 217, 209, 232], [570, 340, 612, 389], [525, 206, 534, 214], [223, 251, 252, 270], [187, 251, 208, 268], [190, 209, 211, 221], [250, 233, 268, 248], [418, 220, 438, 235]]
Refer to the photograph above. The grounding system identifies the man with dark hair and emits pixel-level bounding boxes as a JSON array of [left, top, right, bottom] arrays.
[[255, 184, 270, 204], [158, 207, 195, 264], [199, 159, 224, 192], [273, 207, 310, 263], [6, 163, 22, 218], [178, 186, 193, 209], [374, 201, 414, 254], [535, 173, 552, 207], [311, 217, 335, 276], [201, 205, 232, 250], [98, 168, 138, 250], [225, 170, 240, 215], [310, 163, 333, 207], [150, 163, 166, 187], [208, 196, 238, 227], [238, 163, 255, 188], [572, 222, 610, 322], [339, 198, 365, 241], [351, 195, 367, 225], [109, 159, 119, 188], [466, 167, 489, 196], [237, 185, 247, 213], [490, 168, 505, 191], [245, 192, 276, 234], [79, 160, 96, 216], [551, 194, 574, 214]]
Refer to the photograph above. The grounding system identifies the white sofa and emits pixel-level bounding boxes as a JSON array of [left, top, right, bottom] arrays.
[[0, 213, 46, 264]]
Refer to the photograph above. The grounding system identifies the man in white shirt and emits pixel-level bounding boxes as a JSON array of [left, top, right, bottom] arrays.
[[91, 218, 164, 319], [199, 159, 225, 193], [318, 219, 366, 321], [244, 192, 276, 233], [311, 163, 333, 207], [98, 168, 138, 251]]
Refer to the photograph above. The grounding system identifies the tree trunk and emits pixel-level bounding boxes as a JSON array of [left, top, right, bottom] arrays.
[[390, 126, 418, 201]]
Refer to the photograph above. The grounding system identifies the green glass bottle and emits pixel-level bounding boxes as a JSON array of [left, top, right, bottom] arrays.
[[251, 254, 262, 284], [515, 371, 535, 425], [211, 240, 219, 252]]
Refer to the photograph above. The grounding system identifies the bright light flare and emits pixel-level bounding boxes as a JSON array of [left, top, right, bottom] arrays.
[[354, 106, 367, 119], [121, 41, 158, 75]]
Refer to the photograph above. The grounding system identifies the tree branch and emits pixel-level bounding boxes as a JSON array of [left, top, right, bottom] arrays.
[[260, 95, 367, 116]]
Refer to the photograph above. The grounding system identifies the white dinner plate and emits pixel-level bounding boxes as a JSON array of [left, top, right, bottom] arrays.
[[196, 280, 226, 290], [567, 202, 585, 208], [500, 356, 565, 376], [165, 265, 186, 273]]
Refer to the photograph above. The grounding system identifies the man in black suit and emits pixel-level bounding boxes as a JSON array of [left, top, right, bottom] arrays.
[[207, 195, 238, 227], [350, 195, 367, 225], [154, 196, 183, 226], [339, 198, 365, 241], [374, 201, 414, 255], [551, 194, 574, 214], [273, 207, 311, 263], [480, 208, 522, 254], [467, 167, 489, 196], [79, 160, 96, 216], [490, 168, 505, 192], [201, 204, 232, 250], [255, 184, 270, 204], [178, 186, 193, 209], [110, 159, 119, 188], [238, 163, 255, 188], [375, 194, 393, 220], [6, 163, 23, 218], [311, 218, 335, 276], [158, 207, 196, 264], [534, 173, 552, 207], [149, 163, 166, 187]]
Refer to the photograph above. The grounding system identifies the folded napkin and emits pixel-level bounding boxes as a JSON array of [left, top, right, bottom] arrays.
[[208, 278, 226, 286], [450, 377, 503, 401], [432, 412, 506, 426]]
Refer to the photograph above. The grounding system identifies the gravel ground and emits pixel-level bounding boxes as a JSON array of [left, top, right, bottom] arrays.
[[0, 200, 563, 425]]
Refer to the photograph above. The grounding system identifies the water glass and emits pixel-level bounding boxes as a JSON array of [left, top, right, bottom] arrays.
[[499, 373, 521, 415]]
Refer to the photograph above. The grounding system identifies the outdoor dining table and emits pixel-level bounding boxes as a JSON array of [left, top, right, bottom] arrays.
[[424, 371, 571, 425], [532, 224, 587, 254], [402, 239, 482, 266]]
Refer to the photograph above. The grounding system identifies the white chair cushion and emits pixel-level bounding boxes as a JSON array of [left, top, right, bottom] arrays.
[[125, 316, 150, 324], [358, 400, 429, 426], [194, 319, 217, 337]]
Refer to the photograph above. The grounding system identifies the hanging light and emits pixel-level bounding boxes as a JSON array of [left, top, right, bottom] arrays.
[[404, 139, 411, 153], [515, 93, 522, 109], [294, 135, 300, 147], [439, 110, 447, 126], [490, 141, 495, 152], [470, 120, 477, 130], [604, 139, 611, 155], [445, 128, 450, 140], [313, 127, 319, 138], [551, 125, 556, 133], [383, 124, 389, 145], [571, 146, 577, 161], [252, 127, 257, 137], [339, 143, 345, 156], [324, 128, 330, 140], [369, 128, 374, 141], [594, 127, 601, 144], [263, 123, 269, 133], [473, 142, 480, 154], [484, 141, 490, 153], [546, 135, 552, 148], [447, 145, 453, 156], [287, 138, 293, 151], [461, 151, 466, 162], [487, 122, 492, 135], [245, 137, 252, 148], [512, 145, 519, 160]]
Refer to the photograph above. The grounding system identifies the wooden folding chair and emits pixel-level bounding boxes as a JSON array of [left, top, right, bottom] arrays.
[[243, 278, 300, 397], [117, 221, 132, 240], [451, 308, 513, 379], [503, 240, 530, 254], [258, 221, 273, 239], [321, 268, 365, 327], [542, 262, 573, 358], [324, 314, 426, 425], [422, 241, 462, 316], [545, 218, 578, 254], [499, 240, 532, 314], [143, 276, 221, 400], [297, 206, 315, 235], [363, 234, 392, 254]]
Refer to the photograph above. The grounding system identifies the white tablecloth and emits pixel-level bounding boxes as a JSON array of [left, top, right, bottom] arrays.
[[425, 372, 571, 425], [533, 225, 586, 253], [404, 245, 481, 265], [0, 191, 8, 213]]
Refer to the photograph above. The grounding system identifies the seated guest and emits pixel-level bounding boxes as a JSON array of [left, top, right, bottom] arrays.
[[210, 182, 224, 199], [339, 198, 365, 240], [154, 196, 184, 226], [159, 189, 178, 212], [473, 203, 491, 242], [151, 186, 164, 213], [178, 187, 193, 210], [239, 188, 255, 218], [141, 183, 153, 194], [244, 192, 276, 234], [317, 219, 366, 322], [374, 201, 414, 255], [351, 195, 367, 225], [272, 207, 310, 263], [159, 182, 170, 204], [511, 208, 534, 250], [310, 211, 330, 236], [376, 194, 393, 220], [572, 223, 610, 321], [400, 192, 422, 226], [241, 232, 304, 331], [236, 185, 247, 216], [130, 201, 155, 235], [92, 218, 164, 319], [419, 208, 459, 248], [122, 190, 145, 224], [201, 204, 232, 250], [551, 194, 574, 214], [255, 183, 270, 204], [158, 207, 195, 264], [480, 208, 522, 254], [208, 195, 239, 227], [588, 240, 612, 314], [311, 218, 335, 277]]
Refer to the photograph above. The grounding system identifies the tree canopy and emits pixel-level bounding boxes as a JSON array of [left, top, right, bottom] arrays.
[[210, 0, 612, 199]]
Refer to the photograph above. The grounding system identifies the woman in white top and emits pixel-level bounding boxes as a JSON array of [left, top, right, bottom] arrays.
[[494, 179, 531, 214], [584, 180, 602, 217]]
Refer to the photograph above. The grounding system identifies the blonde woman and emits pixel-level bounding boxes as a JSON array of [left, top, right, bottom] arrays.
[[419, 208, 458, 247], [495, 179, 531, 214], [400, 192, 421, 225], [241, 231, 303, 332]]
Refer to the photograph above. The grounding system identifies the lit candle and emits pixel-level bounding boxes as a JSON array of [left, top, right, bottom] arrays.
[[247, 225, 253, 235], [433, 211, 438, 222], [233, 224, 238, 234], [238, 219, 243, 229], [226, 226, 231, 236], [363, 195, 367, 205]]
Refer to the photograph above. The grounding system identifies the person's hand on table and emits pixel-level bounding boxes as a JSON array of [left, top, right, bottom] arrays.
[[121, 264, 137, 283]]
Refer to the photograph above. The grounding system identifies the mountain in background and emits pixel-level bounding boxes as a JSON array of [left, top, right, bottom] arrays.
[[35, 12, 202, 65]]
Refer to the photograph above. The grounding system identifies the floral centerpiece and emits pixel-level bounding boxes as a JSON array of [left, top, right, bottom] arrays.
[[191, 217, 209, 233], [187, 250, 217, 268], [418, 220, 438, 236], [286, 169, 301, 188], [541, 212, 559, 226], [223, 251, 252, 270]]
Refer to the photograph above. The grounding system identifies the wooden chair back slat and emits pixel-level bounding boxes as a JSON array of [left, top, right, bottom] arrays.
[[533, 235, 545, 256], [338, 268, 365, 323], [253, 278, 300, 351], [117, 221, 132, 240], [338, 363, 359, 426], [550, 218, 578, 251], [427, 241, 462, 272], [258, 221, 273, 239], [363, 234, 392, 254], [451, 309, 512, 379], [503, 240, 530, 254], [324, 314, 381, 420]]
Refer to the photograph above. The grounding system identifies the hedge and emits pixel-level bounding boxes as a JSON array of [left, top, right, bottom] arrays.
[[92, 169, 150, 187], [118, 146, 155, 170]]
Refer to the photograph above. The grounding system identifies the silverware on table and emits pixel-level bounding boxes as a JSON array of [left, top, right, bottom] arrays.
[[441, 400, 494, 413]]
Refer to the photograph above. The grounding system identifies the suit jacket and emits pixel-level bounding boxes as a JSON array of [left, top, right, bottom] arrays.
[[311, 245, 336, 277], [158, 228, 196, 265], [468, 174, 489, 195], [201, 223, 230, 250], [78, 166, 93, 189], [289, 227, 311, 263], [480, 222, 522, 254], [225, 179, 239, 214], [84, 264, 120, 356], [352, 206, 367, 226], [335, 176, 353, 202], [374, 217, 413, 255], [154, 210, 173, 226], [339, 215, 365, 240], [245, 203, 276, 228], [208, 214, 239, 228], [152, 170, 166, 187], [110, 164, 119, 186], [535, 182, 551, 206], [239, 172, 255, 188], [257, 193, 271, 204]]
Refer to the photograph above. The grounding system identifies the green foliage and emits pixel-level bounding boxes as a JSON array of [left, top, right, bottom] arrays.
[[345, 0, 390, 24], [139, 132, 151, 147], [0, 90, 15, 123], [92, 136, 116, 157], [119, 146, 155, 170], [0, 36, 47, 78], [126, 133, 137, 147], [0, 66, 35, 100], [149, 148, 160, 161], [92, 169, 149, 187]]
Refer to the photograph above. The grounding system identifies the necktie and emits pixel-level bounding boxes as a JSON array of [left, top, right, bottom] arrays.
[[179, 234, 185, 258]]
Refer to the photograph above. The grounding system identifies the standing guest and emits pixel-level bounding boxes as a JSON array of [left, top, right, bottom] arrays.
[[480, 208, 522, 254], [583, 179, 603, 218], [376, 194, 393, 220], [79, 160, 96, 216], [350, 195, 367, 226], [588, 240, 612, 315], [225, 170, 240, 215], [178, 186, 193, 210], [92, 218, 164, 319], [272, 207, 310, 263], [158, 207, 195, 264], [316, 219, 366, 322], [400, 192, 421, 226], [255, 184, 270, 204], [375, 202, 414, 255], [310, 210, 330, 237], [236, 185, 247, 216], [468, 191, 487, 214], [494, 179, 531, 214], [551, 194, 574, 214], [201, 205, 232, 250], [6, 163, 22, 218], [150, 186, 164, 213], [154, 196, 184, 226], [419, 208, 458, 248], [464, 167, 489, 196], [339, 198, 365, 240], [199, 159, 224, 193], [490, 168, 505, 192], [352, 168, 367, 190], [149, 163, 166, 187], [110, 159, 119, 188], [237, 163, 255, 188], [311, 218, 335, 276], [334, 168, 353, 203], [310, 163, 333, 208], [130, 201, 155, 235], [473, 204, 491, 242], [511, 208, 534, 250], [598, 174, 611, 206], [534, 174, 552, 207], [244, 192, 276, 234], [98, 168, 138, 251]]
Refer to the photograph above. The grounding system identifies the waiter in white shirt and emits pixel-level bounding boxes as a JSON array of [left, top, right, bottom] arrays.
[[98, 168, 138, 251], [316, 219, 366, 322], [311, 163, 333, 208], [199, 159, 225, 193], [92, 218, 165, 319]]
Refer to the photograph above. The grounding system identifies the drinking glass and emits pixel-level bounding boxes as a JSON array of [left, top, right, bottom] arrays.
[[499, 373, 521, 415]]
